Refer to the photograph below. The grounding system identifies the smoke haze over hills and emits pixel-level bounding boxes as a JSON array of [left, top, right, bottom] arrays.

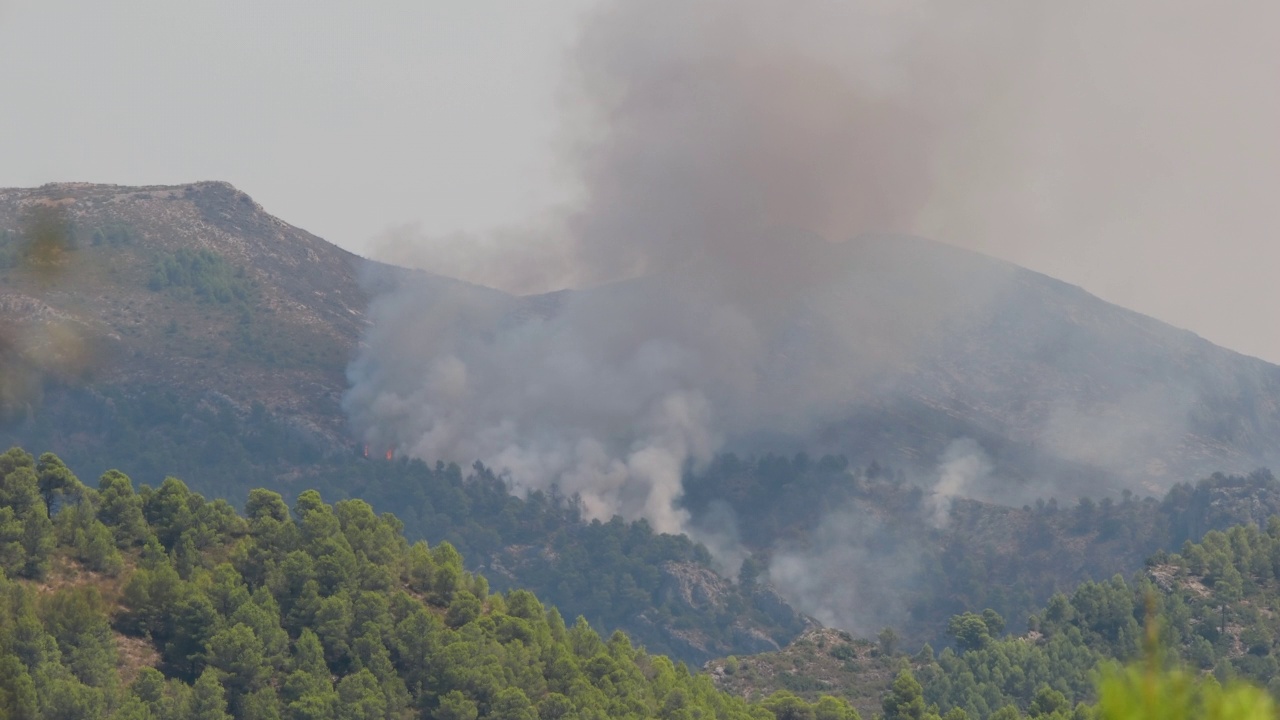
[[348, 0, 1280, 559], [348, 0, 1023, 540], [3, 0, 1278, 357], [368, 0, 1280, 361], [2, 0, 1278, 653]]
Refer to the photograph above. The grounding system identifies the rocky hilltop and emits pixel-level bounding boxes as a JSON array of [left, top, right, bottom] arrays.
[[0, 181, 366, 446]]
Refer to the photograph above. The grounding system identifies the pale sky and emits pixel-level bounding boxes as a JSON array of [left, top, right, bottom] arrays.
[[0, 1, 591, 249], [2, 1, 1279, 363]]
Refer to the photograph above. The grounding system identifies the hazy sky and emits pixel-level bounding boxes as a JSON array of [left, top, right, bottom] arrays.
[[2, 1, 1279, 362], [0, 1, 591, 246]]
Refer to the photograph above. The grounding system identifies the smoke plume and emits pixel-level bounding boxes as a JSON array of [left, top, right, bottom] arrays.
[[349, 0, 1035, 531], [768, 507, 923, 636], [347, 0, 1280, 634], [375, 0, 1048, 294], [927, 439, 993, 528]]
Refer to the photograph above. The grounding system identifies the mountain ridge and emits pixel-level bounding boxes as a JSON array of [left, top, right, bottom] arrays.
[[4, 180, 1280, 498]]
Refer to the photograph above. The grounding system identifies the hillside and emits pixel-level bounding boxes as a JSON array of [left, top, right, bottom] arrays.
[[0, 182, 364, 438], [708, 509, 1280, 719], [0, 446, 865, 720], [8, 180, 1280, 672], [683, 458, 1280, 651], [6, 181, 1280, 496], [704, 627, 900, 718], [531, 235, 1280, 500], [0, 182, 534, 491], [3, 448, 1277, 720]]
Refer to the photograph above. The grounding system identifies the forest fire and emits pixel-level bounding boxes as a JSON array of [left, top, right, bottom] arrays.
[[357, 443, 395, 461]]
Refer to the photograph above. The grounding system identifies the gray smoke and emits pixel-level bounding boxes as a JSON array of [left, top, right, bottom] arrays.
[[768, 507, 921, 636], [375, 0, 1042, 294], [350, 0, 1029, 534], [926, 439, 994, 529], [378, 0, 1280, 365], [347, 0, 1278, 635]]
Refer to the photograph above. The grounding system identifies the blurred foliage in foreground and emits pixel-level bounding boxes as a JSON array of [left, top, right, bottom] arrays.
[[1096, 661, 1274, 720]]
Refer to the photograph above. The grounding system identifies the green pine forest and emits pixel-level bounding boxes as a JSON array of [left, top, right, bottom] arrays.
[[0, 446, 856, 720], [2, 446, 1280, 719]]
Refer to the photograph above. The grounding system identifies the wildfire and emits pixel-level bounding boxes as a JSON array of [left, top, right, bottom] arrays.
[[358, 443, 396, 461]]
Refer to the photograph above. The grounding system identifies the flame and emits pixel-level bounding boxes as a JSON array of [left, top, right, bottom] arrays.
[[385, 447, 394, 461]]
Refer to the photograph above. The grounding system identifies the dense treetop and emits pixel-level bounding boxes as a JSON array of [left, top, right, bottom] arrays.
[[8, 448, 1280, 719], [0, 446, 860, 720]]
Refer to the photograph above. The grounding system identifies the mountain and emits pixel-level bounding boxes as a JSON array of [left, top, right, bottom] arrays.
[[0, 182, 808, 663], [5, 181, 1280, 498], [6, 180, 1280, 669]]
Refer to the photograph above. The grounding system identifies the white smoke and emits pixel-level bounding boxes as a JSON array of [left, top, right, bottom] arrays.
[[344, 270, 744, 534], [767, 508, 921, 635], [927, 438, 993, 528]]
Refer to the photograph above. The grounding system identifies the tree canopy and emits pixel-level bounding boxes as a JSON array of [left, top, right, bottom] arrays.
[[0, 446, 852, 720]]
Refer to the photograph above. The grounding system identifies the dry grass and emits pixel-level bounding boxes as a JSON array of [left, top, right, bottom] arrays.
[[28, 550, 161, 683], [115, 632, 161, 685], [706, 627, 904, 719], [33, 552, 131, 606]]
